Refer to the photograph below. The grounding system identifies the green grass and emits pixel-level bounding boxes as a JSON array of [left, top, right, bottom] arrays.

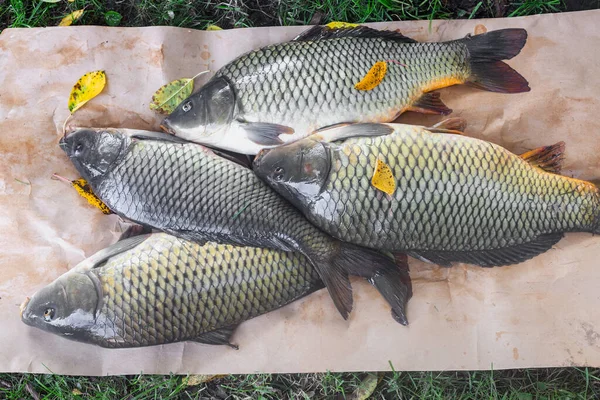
[[2, 0, 600, 398], [1, 368, 599, 399], [1, 0, 586, 32]]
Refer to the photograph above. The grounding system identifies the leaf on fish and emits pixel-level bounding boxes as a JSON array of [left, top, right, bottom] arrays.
[[68, 70, 106, 113], [355, 61, 388, 91], [149, 71, 210, 114], [149, 79, 194, 115], [59, 9, 84, 26], [371, 159, 396, 195], [326, 21, 360, 29]]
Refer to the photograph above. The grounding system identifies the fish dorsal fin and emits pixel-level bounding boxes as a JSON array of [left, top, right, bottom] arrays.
[[313, 123, 395, 142], [88, 234, 152, 269], [128, 129, 191, 144], [408, 232, 564, 268], [293, 25, 417, 44], [426, 117, 467, 135], [519, 142, 565, 174]]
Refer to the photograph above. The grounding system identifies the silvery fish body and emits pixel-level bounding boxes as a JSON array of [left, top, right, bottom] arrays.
[[162, 26, 529, 155], [21, 233, 323, 348], [253, 122, 600, 267]]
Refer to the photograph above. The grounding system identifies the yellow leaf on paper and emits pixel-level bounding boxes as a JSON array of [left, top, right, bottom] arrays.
[[150, 79, 194, 115], [68, 70, 106, 113], [371, 159, 396, 195], [326, 21, 360, 29], [355, 61, 387, 91], [59, 9, 84, 27], [206, 24, 222, 31], [71, 179, 112, 214]]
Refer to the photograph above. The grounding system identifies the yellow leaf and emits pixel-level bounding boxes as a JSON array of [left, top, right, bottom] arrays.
[[150, 79, 194, 114], [59, 9, 84, 27], [371, 158, 396, 195], [72, 388, 83, 395], [355, 61, 387, 91], [68, 70, 106, 113], [149, 71, 209, 114], [326, 21, 360, 29], [206, 25, 222, 31], [71, 179, 112, 214], [185, 374, 226, 386], [350, 373, 383, 400]]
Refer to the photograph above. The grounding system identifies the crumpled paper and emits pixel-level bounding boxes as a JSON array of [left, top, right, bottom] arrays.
[[1, 10, 599, 375]]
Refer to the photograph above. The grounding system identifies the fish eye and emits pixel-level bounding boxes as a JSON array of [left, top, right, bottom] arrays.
[[274, 167, 284, 174], [274, 173, 284, 182], [74, 142, 84, 154], [43, 307, 55, 322], [182, 101, 192, 112]]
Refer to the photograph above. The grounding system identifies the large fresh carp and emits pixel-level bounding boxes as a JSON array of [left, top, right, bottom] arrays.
[[162, 25, 529, 154], [253, 120, 600, 267], [21, 233, 326, 348]]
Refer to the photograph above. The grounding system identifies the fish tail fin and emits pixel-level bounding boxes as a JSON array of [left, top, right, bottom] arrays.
[[336, 244, 412, 325], [463, 28, 530, 93]]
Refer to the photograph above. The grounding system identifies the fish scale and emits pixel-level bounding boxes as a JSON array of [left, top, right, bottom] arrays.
[[328, 129, 598, 251], [88, 234, 322, 348], [254, 123, 600, 267], [218, 38, 468, 129]]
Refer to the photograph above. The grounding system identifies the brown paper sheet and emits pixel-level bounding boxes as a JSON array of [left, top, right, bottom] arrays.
[[1, 11, 600, 375]]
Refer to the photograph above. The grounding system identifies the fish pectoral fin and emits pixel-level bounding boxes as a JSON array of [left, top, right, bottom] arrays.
[[127, 130, 191, 144], [293, 24, 417, 43], [193, 326, 239, 349], [313, 123, 395, 143], [428, 117, 467, 135], [117, 224, 154, 241], [407, 92, 452, 115], [240, 121, 295, 146], [88, 234, 152, 269], [408, 232, 564, 268], [519, 142, 565, 174]]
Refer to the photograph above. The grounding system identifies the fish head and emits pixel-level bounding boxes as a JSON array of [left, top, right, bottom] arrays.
[[59, 128, 128, 181], [253, 139, 330, 207], [161, 76, 236, 142], [21, 269, 100, 342]]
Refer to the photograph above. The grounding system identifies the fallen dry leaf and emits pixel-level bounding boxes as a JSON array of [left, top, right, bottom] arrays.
[[68, 70, 106, 113], [59, 9, 84, 27]]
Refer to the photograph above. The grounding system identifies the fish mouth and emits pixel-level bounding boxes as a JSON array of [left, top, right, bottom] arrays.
[[253, 148, 270, 168], [19, 297, 31, 320], [160, 118, 176, 135]]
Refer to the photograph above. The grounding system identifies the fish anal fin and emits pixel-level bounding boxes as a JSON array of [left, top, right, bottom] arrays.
[[429, 117, 467, 134], [314, 123, 394, 143], [293, 25, 417, 43], [407, 92, 452, 115], [409, 233, 564, 268], [193, 326, 239, 349], [240, 121, 294, 146], [519, 141, 565, 174]]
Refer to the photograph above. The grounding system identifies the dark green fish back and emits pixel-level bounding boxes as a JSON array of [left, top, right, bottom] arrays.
[[217, 36, 469, 128], [93, 234, 323, 348], [96, 140, 330, 254], [307, 127, 600, 263]]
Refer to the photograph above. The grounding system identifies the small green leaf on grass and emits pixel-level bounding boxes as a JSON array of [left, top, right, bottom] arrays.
[[105, 11, 122, 26]]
